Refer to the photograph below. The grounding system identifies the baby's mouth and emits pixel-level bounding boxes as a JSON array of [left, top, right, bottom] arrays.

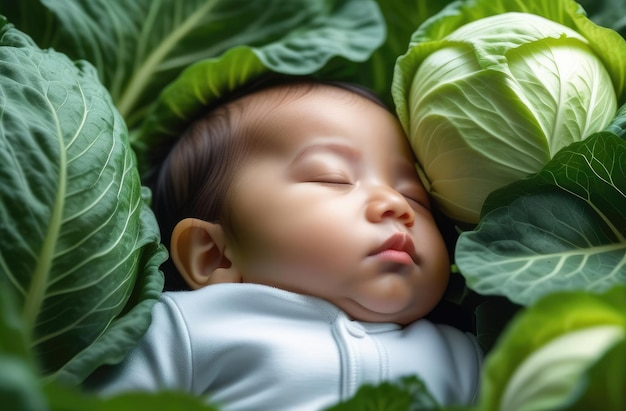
[[369, 232, 416, 266]]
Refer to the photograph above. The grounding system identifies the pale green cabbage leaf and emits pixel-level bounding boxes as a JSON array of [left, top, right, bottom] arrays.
[[392, 0, 626, 224], [476, 286, 626, 411]]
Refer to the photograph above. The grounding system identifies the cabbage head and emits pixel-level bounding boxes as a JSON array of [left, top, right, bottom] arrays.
[[392, 0, 626, 225]]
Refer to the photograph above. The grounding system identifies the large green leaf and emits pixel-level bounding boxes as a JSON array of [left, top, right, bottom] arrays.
[[0, 21, 166, 383], [327, 0, 456, 108], [0, 285, 219, 411], [477, 286, 626, 411], [132, 45, 269, 178], [558, 338, 626, 410], [455, 132, 626, 306], [131, 0, 385, 177], [2, 0, 385, 130]]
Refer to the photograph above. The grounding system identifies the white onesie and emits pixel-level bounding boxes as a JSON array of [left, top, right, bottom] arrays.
[[93, 283, 482, 410]]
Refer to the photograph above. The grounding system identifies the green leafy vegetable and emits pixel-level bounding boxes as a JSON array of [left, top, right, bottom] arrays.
[[476, 286, 626, 411], [2, 0, 626, 410], [0, 19, 166, 383], [4, 0, 385, 132], [455, 131, 626, 306], [559, 338, 626, 410], [392, 0, 626, 225], [44, 384, 221, 411], [324, 376, 440, 411]]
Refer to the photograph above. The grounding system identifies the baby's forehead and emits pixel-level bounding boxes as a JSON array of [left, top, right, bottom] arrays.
[[227, 83, 413, 161], [237, 83, 384, 136]]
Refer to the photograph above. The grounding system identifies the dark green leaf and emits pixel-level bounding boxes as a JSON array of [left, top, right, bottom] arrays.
[[604, 101, 626, 140], [324, 376, 440, 411], [5, 0, 385, 130], [132, 0, 385, 177], [456, 133, 626, 305], [45, 383, 220, 411], [0, 22, 166, 383]]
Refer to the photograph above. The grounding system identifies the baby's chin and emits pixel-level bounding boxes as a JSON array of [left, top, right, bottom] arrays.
[[336, 277, 440, 324], [331, 296, 431, 325]]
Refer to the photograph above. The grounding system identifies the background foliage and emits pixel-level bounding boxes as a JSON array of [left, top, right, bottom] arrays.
[[1, 0, 625, 410]]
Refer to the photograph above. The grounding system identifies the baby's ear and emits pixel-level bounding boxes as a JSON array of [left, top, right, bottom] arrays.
[[170, 218, 241, 289]]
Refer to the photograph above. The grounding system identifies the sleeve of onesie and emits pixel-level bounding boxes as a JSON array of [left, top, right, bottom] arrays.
[[438, 324, 484, 404], [86, 295, 194, 395]]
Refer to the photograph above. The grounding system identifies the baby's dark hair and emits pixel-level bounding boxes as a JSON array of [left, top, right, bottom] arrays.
[[152, 75, 387, 290]]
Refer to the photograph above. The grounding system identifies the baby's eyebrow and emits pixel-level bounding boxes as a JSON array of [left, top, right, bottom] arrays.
[[292, 142, 361, 164]]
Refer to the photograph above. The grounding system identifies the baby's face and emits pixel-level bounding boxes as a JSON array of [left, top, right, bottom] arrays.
[[222, 86, 450, 324]]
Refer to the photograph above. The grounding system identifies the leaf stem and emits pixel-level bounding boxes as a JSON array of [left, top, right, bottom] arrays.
[[116, 0, 219, 119], [21, 92, 69, 334]]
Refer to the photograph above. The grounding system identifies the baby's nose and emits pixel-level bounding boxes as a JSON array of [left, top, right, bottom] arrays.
[[365, 186, 415, 227]]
